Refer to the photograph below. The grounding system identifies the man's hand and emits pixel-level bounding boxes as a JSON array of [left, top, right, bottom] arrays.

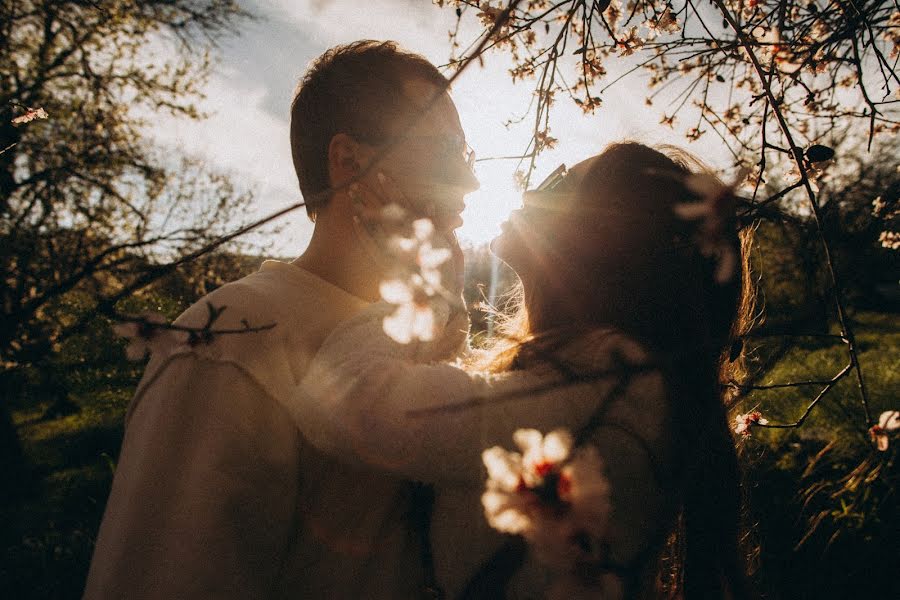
[[350, 172, 466, 301], [350, 172, 469, 357]]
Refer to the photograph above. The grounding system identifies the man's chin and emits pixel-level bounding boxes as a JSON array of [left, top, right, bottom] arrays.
[[433, 211, 464, 232]]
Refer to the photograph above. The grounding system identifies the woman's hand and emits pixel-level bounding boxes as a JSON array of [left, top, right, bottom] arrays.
[[350, 171, 466, 300]]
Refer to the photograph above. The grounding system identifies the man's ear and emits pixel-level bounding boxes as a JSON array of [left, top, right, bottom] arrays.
[[327, 133, 365, 189]]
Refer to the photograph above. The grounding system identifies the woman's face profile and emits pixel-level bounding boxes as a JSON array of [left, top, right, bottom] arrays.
[[490, 157, 601, 278]]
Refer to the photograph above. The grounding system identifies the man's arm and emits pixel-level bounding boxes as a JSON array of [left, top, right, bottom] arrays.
[[83, 354, 300, 599]]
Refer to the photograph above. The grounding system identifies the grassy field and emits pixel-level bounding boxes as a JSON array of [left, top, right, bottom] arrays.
[[734, 310, 900, 598], [1, 311, 897, 599]]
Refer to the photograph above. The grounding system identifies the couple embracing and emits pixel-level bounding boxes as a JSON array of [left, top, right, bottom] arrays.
[[84, 40, 752, 600]]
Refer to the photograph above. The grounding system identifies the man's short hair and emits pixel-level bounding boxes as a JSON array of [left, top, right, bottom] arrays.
[[290, 40, 449, 220]]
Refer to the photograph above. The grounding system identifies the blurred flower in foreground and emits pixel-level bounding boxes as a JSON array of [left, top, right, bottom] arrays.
[[673, 170, 745, 284], [734, 410, 769, 437], [391, 218, 452, 289], [379, 276, 438, 344], [12, 107, 48, 124], [380, 217, 452, 344], [112, 312, 186, 361], [482, 429, 611, 570], [869, 410, 900, 451], [879, 231, 900, 250]]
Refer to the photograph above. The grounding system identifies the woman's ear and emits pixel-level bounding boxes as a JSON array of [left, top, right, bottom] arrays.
[[327, 133, 365, 189]]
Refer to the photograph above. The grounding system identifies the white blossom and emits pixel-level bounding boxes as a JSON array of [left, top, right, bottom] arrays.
[[871, 196, 887, 216], [516, 428, 573, 486], [12, 107, 48, 124], [879, 231, 900, 251], [481, 429, 611, 570], [879, 410, 900, 431], [378, 216, 452, 344], [734, 411, 769, 437], [381, 202, 408, 222], [382, 301, 437, 344], [674, 171, 743, 284], [112, 312, 185, 361], [869, 410, 900, 451], [379, 276, 438, 344]]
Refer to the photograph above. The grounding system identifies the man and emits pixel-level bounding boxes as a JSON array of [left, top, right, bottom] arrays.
[[83, 40, 478, 599]]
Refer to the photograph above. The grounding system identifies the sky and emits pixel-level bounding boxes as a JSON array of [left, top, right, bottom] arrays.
[[154, 0, 732, 254]]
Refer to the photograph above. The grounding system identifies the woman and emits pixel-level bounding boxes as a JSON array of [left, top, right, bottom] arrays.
[[298, 141, 753, 599]]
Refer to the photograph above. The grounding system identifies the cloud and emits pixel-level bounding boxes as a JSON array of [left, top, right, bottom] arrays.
[[149, 0, 736, 252]]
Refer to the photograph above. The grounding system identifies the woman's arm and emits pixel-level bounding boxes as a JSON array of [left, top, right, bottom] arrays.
[[297, 302, 656, 485]]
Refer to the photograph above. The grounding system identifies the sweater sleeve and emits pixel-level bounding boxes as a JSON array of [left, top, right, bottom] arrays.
[[83, 354, 301, 600], [298, 303, 662, 486]]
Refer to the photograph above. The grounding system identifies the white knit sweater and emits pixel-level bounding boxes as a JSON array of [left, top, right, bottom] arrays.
[[84, 261, 432, 599], [299, 301, 678, 598]]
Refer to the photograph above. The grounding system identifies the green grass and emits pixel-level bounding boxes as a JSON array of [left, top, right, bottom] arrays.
[[737, 311, 900, 445], [731, 312, 900, 599], [2, 383, 131, 599]]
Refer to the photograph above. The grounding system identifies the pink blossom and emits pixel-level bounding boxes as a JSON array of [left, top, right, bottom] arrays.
[[734, 410, 769, 437], [869, 410, 900, 451], [11, 107, 48, 124], [481, 429, 611, 571], [674, 170, 745, 284]]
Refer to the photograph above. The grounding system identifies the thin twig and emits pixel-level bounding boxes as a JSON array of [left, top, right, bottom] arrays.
[[714, 0, 873, 427]]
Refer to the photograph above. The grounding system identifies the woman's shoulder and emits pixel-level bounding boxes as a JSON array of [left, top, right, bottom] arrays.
[[534, 326, 661, 376], [485, 326, 669, 408], [558, 327, 672, 440]]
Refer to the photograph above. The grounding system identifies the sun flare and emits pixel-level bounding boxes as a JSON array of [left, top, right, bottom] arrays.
[[457, 166, 524, 247]]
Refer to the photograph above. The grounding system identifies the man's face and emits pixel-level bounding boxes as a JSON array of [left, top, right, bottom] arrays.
[[368, 79, 479, 232]]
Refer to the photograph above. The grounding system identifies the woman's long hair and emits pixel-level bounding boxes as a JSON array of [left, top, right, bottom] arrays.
[[480, 142, 755, 599]]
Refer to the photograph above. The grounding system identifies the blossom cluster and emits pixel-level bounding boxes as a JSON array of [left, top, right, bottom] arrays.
[[11, 106, 49, 125], [481, 429, 611, 570], [869, 411, 900, 452], [442, 0, 900, 181], [878, 232, 900, 251], [734, 410, 769, 437], [375, 207, 453, 344], [672, 170, 744, 284], [872, 195, 900, 251]]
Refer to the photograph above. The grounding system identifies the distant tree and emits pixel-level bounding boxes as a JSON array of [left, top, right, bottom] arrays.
[[0, 0, 254, 486], [817, 134, 900, 307], [749, 133, 900, 331]]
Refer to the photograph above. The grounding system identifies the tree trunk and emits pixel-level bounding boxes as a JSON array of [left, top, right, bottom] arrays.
[[0, 401, 29, 502], [0, 370, 32, 502]]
